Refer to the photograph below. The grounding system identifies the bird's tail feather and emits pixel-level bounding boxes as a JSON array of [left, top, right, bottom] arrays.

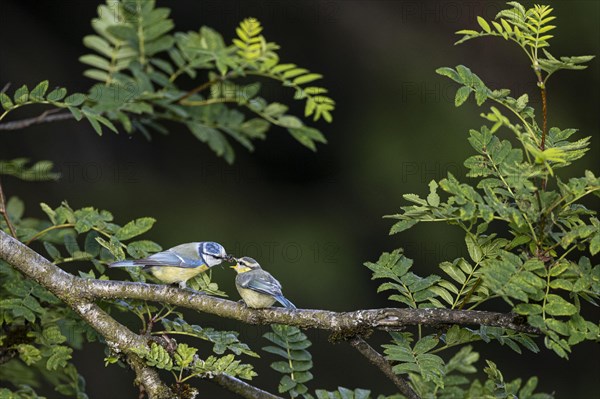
[[109, 260, 137, 268], [276, 296, 296, 309]]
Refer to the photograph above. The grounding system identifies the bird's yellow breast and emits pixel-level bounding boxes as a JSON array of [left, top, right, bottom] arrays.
[[149, 265, 208, 284], [236, 287, 276, 309]]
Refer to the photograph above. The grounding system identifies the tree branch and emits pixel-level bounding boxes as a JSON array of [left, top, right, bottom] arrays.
[[349, 337, 420, 399], [0, 110, 74, 131], [0, 230, 539, 335], [211, 375, 283, 399], [127, 353, 176, 399], [0, 230, 290, 399], [86, 281, 538, 333]]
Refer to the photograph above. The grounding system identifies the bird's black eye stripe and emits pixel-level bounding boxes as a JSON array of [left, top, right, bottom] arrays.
[[202, 251, 219, 258]]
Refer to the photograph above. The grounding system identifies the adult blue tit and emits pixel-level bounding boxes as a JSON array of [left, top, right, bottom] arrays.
[[110, 241, 232, 289], [231, 257, 296, 309]]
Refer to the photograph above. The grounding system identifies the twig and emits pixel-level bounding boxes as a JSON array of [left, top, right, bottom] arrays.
[[0, 110, 74, 131], [540, 86, 548, 191], [176, 72, 234, 103], [1, 83, 10, 94], [0, 180, 17, 237], [212, 375, 283, 399], [540, 87, 547, 151], [349, 337, 420, 399]]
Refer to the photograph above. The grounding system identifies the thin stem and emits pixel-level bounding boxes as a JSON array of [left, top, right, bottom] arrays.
[[456, 277, 483, 310], [176, 70, 236, 102], [26, 223, 124, 249], [25, 223, 75, 245], [485, 150, 539, 245], [0, 111, 74, 131], [490, 97, 541, 147], [285, 333, 295, 381], [540, 87, 547, 151], [211, 374, 283, 399], [537, 69, 548, 193], [467, 294, 500, 311], [0, 180, 17, 238], [54, 255, 94, 265], [542, 245, 578, 320], [150, 331, 199, 338], [545, 186, 600, 217], [177, 363, 184, 384], [176, 76, 226, 102], [349, 337, 420, 399], [135, 1, 146, 66], [180, 97, 238, 107]]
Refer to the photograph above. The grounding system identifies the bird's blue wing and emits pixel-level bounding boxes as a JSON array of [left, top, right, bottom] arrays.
[[274, 295, 296, 309], [110, 250, 204, 268], [238, 270, 284, 297], [143, 251, 205, 268]]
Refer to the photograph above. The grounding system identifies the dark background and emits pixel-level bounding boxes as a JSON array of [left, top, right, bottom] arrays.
[[1, 0, 599, 398]]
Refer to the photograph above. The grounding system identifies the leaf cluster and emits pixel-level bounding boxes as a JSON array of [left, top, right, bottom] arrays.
[[74, 1, 335, 162], [0, 260, 91, 398], [263, 324, 314, 397], [455, 2, 594, 86]]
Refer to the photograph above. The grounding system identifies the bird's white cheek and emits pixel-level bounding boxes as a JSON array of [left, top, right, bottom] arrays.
[[205, 256, 223, 267]]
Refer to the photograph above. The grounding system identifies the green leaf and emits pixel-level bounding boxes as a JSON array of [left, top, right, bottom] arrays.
[[414, 336, 438, 354], [46, 88, 67, 102], [439, 261, 466, 284], [545, 294, 577, 316], [43, 242, 62, 260], [293, 73, 323, 85], [455, 86, 471, 106], [46, 346, 72, 370], [64, 93, 86, 106], [288, 126, 326, 151], [115, 217, 156, 241], [436, 67, 461, 83], [427, 180, 440, 207], [477, 16, 491, 33], [590, 233, 600, 256], [16, 344, 42, 365], [277, 115, 303, 129], [127, 240, 161, 258], [514, 303, 543, 315], [29, 80, 49, 100], [95, 236, 125, 260], [279, 375, 297, 393], [13, 85, 29, 104], [389, 220, 418, 234], [465, 235, 483, 263]]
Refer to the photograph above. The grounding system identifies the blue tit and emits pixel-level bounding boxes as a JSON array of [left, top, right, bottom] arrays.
[[110, 241, 232, 289], [231, 257, 296, 309]]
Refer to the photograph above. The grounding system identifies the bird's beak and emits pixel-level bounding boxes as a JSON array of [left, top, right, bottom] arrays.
[[230, 264, 241, 272], [225, 254, 236, 263]]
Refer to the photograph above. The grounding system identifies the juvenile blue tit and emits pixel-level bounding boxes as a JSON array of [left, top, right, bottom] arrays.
[[231, 257, 296, 309], [110, 241, 232, 289]]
